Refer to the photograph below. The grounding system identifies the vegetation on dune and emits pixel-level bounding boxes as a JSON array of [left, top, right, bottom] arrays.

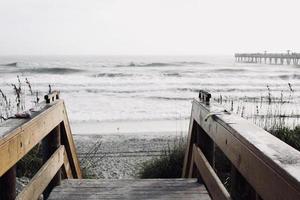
[[214, 83, 299, 130], [269, 126, 300, 151], [140, 84, 300, 179], [138, 136, 186, 178], [17, 144, 43, 178]]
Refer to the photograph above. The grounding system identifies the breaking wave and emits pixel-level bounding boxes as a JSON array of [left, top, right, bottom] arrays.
[[0, 62, 18, 67], [213, 68, 247, 72], [94, 73, 133, 78], [18, 67, 84, 74], [278, 74, 300, 80], [115, 62, 182, 67]]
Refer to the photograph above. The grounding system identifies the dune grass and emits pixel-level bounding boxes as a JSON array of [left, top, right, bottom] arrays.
[[138, 137, 186, 178], [269, 126, 300, 151]]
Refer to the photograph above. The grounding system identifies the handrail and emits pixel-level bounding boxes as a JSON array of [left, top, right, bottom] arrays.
[[0, 91, 81, 200], [183, 90, 300, 200]]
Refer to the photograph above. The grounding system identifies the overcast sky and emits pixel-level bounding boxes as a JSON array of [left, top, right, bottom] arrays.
[[0, 0, 300, 55]]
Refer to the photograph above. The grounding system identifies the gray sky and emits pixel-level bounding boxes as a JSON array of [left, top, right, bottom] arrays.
[[0, 0, 300, 55]]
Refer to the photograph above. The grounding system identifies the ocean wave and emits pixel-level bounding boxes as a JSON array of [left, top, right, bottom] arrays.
[[94, 73, 133, 78], [278, 74, 300, 80], [17, 67, 84, 74], [115, 62, 181, 68], [29, 67, 84, 74], [0, 62, 18, 67], [149, 96, 193, 101], [175, 61, 207, 65], [213, 68, 246, 72], [176, 88, 199, 92], [85, 89, 138, 94], [163, 72, 182, 77]]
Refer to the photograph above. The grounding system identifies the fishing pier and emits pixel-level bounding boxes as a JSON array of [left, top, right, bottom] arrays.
[[235, 51, 300, 65], [0, 91, 300, 199]]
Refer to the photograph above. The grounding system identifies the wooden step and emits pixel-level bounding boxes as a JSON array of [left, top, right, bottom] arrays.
[[48, 178, 211, 200]]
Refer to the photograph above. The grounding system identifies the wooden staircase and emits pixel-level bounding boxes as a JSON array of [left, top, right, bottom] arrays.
[[1, 91, 300, 200], [48, 179, 210, 200]]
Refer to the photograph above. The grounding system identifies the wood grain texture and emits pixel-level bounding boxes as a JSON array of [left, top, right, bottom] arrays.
[[48, 179, 211, 200], [0, 101, 65, 176], [61, 101, 82, 178], [190, 99, 300, 200], [0, 100, 81, 178], [192, 145, 231, 200], [16, 146, 66, 200]]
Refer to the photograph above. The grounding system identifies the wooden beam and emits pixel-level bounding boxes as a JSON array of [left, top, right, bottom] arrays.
[[191, 100, 300, 200], [0, 100, 81, 179], [182, 114, 197, 178], [62, 148, 73, 179], [192, 145, 231, 200], [0, 100, 65, 177], [44, 91, 60, 104], [61, 101, 82, 178], [16, 146, 66, 200], [42, 125, 62, 199]]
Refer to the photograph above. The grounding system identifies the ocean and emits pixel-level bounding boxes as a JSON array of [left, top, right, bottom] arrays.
[[0, 55, 299, 135]]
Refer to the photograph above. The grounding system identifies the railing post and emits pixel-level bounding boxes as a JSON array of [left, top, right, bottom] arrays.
[[42, 124, 61, 199], [0, 165, 16, 200], [197, 90, 215, 167]]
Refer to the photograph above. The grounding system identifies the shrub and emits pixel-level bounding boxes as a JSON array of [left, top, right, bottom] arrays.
[[269, 126, 300, 151], [139, 137, 186, 178], [17, 143, 43, 178]]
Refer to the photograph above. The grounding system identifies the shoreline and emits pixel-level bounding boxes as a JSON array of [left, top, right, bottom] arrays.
[[70, 119, 189, 136]]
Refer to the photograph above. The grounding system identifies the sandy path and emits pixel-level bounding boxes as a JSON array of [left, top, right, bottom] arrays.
[[73, 134, 185, 179]]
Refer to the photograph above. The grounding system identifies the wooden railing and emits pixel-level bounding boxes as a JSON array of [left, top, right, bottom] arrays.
[[0, 91, 81, 200], [182, 90, 300, 200]]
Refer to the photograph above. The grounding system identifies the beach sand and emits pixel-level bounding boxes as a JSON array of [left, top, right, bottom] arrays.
[[73, 134, 185, 179]]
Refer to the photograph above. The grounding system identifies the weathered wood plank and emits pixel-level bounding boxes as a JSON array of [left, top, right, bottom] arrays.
[[48, 179, 211, 200], [61, 102, 82, 178], [192, 145, 231, 200], [191, 100, 300, 200], [16, 146, 66, 200], [62, 149, 73, 179], [0, 101, 65, 177], [44, 91, 60, 104], [42, 124, 62, 199], [182, 114, 197, 178], [0, 100, 81, 179]]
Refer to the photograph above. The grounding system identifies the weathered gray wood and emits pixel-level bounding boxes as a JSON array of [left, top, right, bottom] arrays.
[[0, 99, 82, 178], [42, 124, 62, 199], [16, 146, 66, 200], [192, 145, 231, 200], [190, 99, 300, 200], [182, 115, 198, 178], [48, 179, 211, 200], [44, 91, 60, 104]]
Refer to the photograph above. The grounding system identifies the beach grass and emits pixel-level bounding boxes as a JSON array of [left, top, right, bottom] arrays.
[[138, 136, 186, 178]]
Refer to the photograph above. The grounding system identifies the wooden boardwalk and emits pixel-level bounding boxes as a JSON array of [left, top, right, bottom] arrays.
[[48, 179, 211, 200]]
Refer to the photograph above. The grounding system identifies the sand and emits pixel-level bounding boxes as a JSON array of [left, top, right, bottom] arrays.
[[73, 134, 185, 179]]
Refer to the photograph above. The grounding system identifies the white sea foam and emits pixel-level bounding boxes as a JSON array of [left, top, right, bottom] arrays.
[[0, 55, 299, 134]]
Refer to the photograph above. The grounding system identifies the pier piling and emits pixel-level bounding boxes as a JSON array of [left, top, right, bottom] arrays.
[[235, 51, 300, 65]]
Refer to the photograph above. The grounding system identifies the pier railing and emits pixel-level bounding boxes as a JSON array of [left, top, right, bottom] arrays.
[[235, 52, 300, 65], [183, 90, 300, 200], [0, 91, 81, 200]]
